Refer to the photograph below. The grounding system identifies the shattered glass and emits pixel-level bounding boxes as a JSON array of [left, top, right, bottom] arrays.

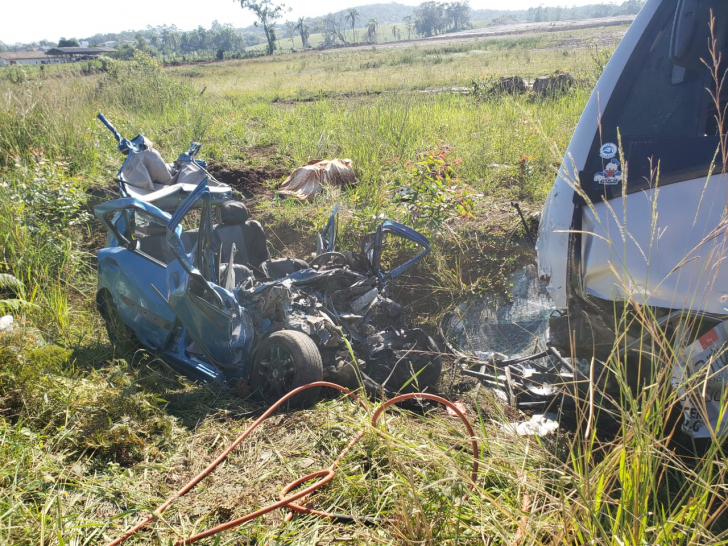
[[441, 264, 555, 359], [442, 264, 571, 410]]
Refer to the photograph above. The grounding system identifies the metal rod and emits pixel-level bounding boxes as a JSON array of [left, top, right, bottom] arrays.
[[547, 346, 574, 373], [512, 202, 536, 246], [500, 350, 550, 366]]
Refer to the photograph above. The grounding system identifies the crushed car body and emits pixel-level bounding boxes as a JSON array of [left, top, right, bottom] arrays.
[[95, 177, 441, 405]]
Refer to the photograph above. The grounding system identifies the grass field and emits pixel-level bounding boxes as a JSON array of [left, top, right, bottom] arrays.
[[2, 22, 728, 545]]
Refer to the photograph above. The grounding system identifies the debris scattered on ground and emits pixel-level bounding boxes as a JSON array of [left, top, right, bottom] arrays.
[[278, 159, 357, 201], [446, 401, 467, 416], [0, 315, 13, 331], [441, 264, 554, 358], [441, 265, 575, 410], [502, 412, 560, 436]]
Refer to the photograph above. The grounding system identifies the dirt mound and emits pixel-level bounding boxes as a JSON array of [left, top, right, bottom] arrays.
[[208, 164, 287, 198]]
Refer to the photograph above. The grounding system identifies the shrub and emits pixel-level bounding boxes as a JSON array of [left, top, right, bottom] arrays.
[[8, 149, 91, 233], [388, 142, 475, 234], [96, 50, 196, 114]]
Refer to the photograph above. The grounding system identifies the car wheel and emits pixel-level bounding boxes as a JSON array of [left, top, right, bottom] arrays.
[[97, 290, 137, 354], [250, 330, 323, 408]]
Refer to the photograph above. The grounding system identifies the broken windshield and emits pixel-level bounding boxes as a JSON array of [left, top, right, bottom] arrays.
[[441, 265, 555, 359]]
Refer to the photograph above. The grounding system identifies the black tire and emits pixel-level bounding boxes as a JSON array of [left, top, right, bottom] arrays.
[[97, 290, 137, 354], [250, 330, 323, 408]]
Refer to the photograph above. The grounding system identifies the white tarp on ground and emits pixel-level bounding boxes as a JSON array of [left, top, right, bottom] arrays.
[[278, 159, 357, 202]]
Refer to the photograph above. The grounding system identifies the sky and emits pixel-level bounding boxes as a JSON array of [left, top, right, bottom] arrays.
[[1, 0, 618, 45]]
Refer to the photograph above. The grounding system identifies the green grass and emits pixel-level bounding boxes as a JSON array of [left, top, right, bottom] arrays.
[[180, 30, 610, 99], [1, 23, 727, 545]]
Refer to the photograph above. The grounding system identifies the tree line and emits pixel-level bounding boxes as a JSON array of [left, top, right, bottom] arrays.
[[287, 1, 472, 49], [1, 0, 645, 61], [525, 0, 644, 22]]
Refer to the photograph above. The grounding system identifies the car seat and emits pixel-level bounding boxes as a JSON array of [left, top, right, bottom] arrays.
[[216, 201, 270, 277]]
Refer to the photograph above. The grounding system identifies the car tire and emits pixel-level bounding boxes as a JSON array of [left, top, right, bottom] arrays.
[[97, 290, 137, 354], [250, 330, 323, 408]]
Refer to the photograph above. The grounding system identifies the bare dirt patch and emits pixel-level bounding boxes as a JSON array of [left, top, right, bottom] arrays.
[[208, 163, 288, 199]]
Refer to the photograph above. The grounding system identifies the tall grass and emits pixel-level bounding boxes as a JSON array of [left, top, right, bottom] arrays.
[[2, 26, 726, 545]]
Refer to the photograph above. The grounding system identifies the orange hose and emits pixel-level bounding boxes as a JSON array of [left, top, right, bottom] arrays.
[[103, 382, 479, 546]]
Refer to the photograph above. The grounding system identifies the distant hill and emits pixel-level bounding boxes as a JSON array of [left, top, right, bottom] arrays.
[[289, 1, 642, 31]]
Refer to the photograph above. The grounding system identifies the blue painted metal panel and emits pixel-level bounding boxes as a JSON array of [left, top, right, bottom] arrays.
[[97, 246, 175, 350]]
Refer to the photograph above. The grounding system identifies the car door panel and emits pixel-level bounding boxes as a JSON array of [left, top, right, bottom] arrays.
[[98, 245, 175, 349], [163, 180, 254, 368]]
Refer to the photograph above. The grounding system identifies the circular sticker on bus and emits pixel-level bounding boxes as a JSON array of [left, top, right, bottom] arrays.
[[600, 142, 617, 159]]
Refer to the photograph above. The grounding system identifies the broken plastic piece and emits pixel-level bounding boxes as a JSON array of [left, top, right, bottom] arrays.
[[502, 412, 560, 436]]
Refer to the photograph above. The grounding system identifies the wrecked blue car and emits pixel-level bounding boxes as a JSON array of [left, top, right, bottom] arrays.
[[95, 179, 441, 405]]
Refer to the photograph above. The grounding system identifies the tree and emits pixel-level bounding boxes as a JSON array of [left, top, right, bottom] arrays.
[[114, 44, 136, 60], [135, 34, 151, 53], [318, 13, 347, 46], [414, 2, 445, 37], [402, 15, 415, 39], [527, 6, 544, 22], [213, 24, 242, 55], [148, 34, 161, 50], [591, 3, 612, 18], [58, 37, 80, 47], [159, 25, 181, 56], [237, 0, 290, 55], [296, 17, 310, 49], [366, 18, 379, 43], [392, 25, 400, 41], [445, 1, 470, 32], [345, 8, 359, 42], [285, 20, 296, 48], [195, 26, 209, 50]]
